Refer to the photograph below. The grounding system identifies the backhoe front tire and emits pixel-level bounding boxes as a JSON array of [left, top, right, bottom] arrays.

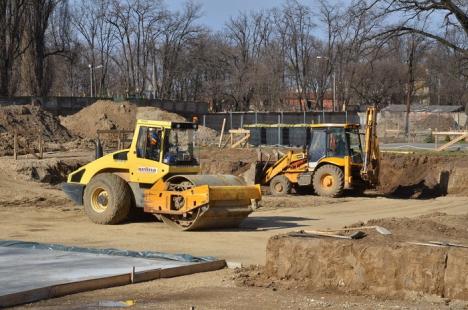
[[269, 175, 292, 196], [313, 165, 344, 197], [83, 173, 131, 224]]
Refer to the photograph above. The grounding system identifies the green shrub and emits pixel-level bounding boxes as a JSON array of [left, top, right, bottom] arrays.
[[424, 134, 434, 143]]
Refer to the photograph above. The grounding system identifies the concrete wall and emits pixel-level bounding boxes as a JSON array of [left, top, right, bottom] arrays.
[[0, 97, 209, 116]]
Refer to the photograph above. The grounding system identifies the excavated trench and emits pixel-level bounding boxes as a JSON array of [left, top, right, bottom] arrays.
[[378, 153, 468, 198]]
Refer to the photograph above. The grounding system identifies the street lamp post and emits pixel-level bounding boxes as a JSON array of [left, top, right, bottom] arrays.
[[88, 64, 93, 97], [316, 56, 336, 112], [88, 64, 104, 98]]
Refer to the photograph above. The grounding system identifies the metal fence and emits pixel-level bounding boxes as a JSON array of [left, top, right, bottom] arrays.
[[201, 111, 360, 132], [0, 97, 209, 116]]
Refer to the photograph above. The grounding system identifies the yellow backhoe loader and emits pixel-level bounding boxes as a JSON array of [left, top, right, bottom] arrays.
[[256, 107, 379, 197], [63, 120, 261, 230]]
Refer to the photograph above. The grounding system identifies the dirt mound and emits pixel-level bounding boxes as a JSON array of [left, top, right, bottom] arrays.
[[239, 212, 468, 300], [360, 212, 468, 244], [60, 100, 136, 139], [136, 106, 186, 122], [0, 104, 72, 156], [417, 114, 458, 131], [379, 153, 468, 198], [60, 100, 217, 146], [196, 126, 218, 146], [199, 147, 257, 175]]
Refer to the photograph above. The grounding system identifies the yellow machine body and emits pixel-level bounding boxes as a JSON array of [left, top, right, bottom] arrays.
[[64, 120, 261, 230], [257, 108, 379, 197]]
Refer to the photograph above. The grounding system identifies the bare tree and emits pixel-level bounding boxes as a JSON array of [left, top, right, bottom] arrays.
[[21, 0, 70, 96], [156, 2, 202, 99], [0, 0, 27, 96], [275, 1, 317, 111], [223, 10, 273, 110], [359, 0, 467, 55]]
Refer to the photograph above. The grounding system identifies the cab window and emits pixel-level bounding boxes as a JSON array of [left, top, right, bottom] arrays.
[[327, 128, 347, 158], [309, 129, 327, 162], [136, 126, 163, 161]]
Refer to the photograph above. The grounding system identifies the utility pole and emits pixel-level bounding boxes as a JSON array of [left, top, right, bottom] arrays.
[[317, 56, 335, 111], [333, 71, 336, 111], [88, 64, 103, 98], [88, 64, 93, 97]]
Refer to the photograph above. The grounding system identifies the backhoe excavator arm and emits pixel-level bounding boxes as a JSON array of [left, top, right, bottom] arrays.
[[361, 107, 380, 186]]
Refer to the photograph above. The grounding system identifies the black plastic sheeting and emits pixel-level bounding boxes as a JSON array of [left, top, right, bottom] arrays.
[[249, 126, 312, 147], [0, 240, 216, 263]]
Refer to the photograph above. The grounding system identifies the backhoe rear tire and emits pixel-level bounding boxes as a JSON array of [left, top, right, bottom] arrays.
[[313, 165, 344, 197], [84, 173, 131, 224], [269, 175, 292, 196]]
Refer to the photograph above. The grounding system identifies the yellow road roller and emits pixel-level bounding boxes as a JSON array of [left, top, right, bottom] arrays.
[[63, 120, 261, 230]]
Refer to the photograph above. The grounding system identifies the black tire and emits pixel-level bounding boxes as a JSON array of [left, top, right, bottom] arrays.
[[269, 175, 292, 196], [313, 165, 344, 197], [83, 173, 131, 224]]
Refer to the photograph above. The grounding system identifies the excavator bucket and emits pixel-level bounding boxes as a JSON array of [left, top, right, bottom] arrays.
[[144, 175, 261, 231]]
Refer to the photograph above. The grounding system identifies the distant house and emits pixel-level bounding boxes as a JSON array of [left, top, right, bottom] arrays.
[[285, 91, 335, 111]]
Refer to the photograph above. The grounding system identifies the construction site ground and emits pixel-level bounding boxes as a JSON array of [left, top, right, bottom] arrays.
[[1, 151, 467, 309], [1, 102, 467, 308]]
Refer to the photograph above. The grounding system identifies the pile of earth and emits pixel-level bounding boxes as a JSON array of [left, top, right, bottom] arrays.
[[59, 100, 137, 139], [199, 147, 257, 175], [379, 153, 468, 198], [60, 100, 218, 145], [416, 114, 458, 131], [236, 212, 468, 300], [0, 104, 72, 156], [377, 113, 459, 143]]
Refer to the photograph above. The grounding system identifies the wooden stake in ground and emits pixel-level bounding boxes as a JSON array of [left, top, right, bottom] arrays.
[[218, 118, 226, 148], [13, 131, 18, 160], [38, 133, 44, 159]]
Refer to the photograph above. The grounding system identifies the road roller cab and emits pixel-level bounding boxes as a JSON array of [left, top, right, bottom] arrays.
[[63, 120, 261, 230]]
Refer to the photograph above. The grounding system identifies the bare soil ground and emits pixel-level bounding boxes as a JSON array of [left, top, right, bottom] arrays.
[[14, 269, 468, 310], [1, 145, 468, 308], [0, 104, 72, 156]]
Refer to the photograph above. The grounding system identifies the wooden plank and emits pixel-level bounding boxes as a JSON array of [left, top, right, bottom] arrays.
[[0, 260, 226, 308], [296, 230, 353, 239], [0, 274, 130, 308], [436, 133, 468, 151], [38, 134, 43, 159], [228, 129, 250, 134], [231, 133, 251, 148], [218, 118, 226, 148], [133, 268, 161, 283], [159, 260, 226, 278], [432, 131, 468, 135], [13, 131, 18, 160]]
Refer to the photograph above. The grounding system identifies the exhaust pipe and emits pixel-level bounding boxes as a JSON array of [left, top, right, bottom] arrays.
[[94, 138, 103, 159]]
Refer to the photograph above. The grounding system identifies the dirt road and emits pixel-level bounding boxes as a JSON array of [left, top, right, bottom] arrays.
[[1, 195, 466, 265]]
